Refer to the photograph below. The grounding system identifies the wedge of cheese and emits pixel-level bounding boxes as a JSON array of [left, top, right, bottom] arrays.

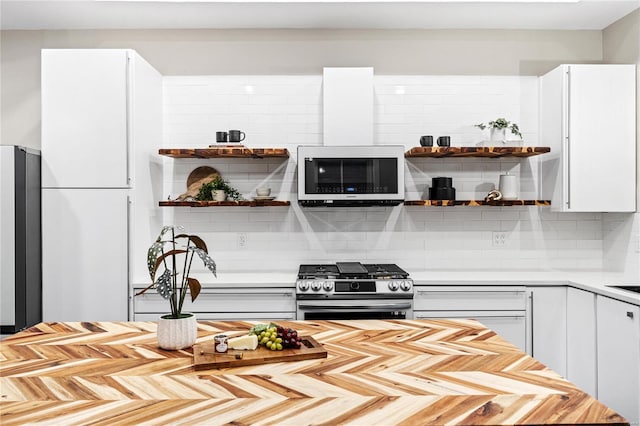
[[227, 334, 258, 350]]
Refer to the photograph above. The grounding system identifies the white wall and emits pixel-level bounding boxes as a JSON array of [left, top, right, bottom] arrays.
[[603, 9, 640, 281], [1, 27, 626, 280], [161, 74, 603, 282], [1, 28, 603, 150]]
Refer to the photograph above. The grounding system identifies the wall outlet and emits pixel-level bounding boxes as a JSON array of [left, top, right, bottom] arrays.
[[237, 233, 247, 249], [492, 231, 507, 247]]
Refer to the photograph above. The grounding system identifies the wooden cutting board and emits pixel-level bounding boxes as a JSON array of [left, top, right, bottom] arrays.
[[193, 336, 327, 370], [176, 166, 220, 200]]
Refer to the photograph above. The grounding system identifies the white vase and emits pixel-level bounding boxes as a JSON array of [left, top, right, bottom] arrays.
[[490, 128, 506, 143], [157, 313, 197, 350], [499, 174, 518, 200], [213, 189, 226, 201]]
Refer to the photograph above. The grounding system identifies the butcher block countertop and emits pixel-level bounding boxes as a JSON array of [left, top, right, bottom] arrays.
[[0, 319, 628, 426]]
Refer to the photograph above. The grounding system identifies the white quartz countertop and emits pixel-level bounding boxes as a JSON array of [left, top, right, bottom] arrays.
[[410, 270, 640, 306], [135, 270, 640, 306]]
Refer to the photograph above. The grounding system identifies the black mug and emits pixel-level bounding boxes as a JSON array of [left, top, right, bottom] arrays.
[[229, 130, 246, 143], [216, 131, 228, 143], [437, 136, 451, 147], [420, 135, 433, 147]]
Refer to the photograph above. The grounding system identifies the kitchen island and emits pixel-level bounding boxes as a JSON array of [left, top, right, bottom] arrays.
[[0, 319, 628, 425]]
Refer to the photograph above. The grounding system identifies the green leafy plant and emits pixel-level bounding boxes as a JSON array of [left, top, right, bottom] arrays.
[[475, 118, 522, 139], [136, 226, 216, 319], [196, 175, 242, 201]]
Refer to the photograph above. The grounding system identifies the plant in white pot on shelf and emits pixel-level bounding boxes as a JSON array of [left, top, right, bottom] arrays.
[[136, 226, 216, 350], [196, 176, 242, 202], [475, 118, 522, 143]]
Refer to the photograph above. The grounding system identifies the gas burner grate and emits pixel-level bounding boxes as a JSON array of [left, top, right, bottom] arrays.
[[298, 263, 409, 280]]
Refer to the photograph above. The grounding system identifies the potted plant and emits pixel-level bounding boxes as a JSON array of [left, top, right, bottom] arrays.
[[196, 175, 242, 202], [475, 118, 522, 143], [136, 226, 217, 350]]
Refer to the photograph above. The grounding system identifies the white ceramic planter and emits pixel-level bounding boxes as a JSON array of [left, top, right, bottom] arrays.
[[157, 313, 197, 350], [213, 189, 226, 201], [490, 128, 506, 143]]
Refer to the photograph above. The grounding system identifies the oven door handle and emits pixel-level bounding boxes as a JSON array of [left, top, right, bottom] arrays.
[[298, 303, 412, 310]]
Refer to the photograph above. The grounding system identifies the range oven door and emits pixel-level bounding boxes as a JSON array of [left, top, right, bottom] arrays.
[[296, 298, 413, 320]]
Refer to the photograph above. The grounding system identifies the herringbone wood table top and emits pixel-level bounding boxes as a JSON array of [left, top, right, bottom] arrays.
[[0, 319, 628, 425]]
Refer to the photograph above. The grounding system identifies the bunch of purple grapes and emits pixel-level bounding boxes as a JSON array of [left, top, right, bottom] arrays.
[[276, 325, 302, 349]]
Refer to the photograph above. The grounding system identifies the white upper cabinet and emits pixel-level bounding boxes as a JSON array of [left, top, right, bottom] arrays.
[[322, 67, 373, 146], [540, 64, 636, 212], [42, 49, 130, 188]]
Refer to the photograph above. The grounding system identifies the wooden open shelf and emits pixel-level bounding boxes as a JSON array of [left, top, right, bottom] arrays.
[[159, 200, 290, 207], [404, 199, 551, 207], [159, 147, 290, 159], [405, 146, 550, 158]]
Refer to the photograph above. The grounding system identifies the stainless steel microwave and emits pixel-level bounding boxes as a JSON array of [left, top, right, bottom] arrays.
[[297, 145, 405, 207]]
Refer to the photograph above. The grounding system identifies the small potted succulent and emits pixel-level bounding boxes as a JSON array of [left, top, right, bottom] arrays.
[[475, 118, 522, 143], [196, 176, 242, 202], [136, 226, 217, 350]]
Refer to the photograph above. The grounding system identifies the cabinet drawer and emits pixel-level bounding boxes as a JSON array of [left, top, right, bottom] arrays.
[[134, 312, 296, 321], [134, 288, 295, 314], [414, 286, 527, 311]]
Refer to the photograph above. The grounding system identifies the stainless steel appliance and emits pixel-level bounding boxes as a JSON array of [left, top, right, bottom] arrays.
[[1, 146, 41, 333], [296, 262, 414, 320], [607, 285, 640, 295], [297, 145, 405, 207]]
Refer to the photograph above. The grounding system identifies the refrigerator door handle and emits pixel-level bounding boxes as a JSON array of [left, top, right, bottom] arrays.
[[125, 52, 132, 186]]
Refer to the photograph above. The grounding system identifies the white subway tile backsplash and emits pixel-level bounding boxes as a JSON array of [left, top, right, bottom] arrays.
[[161, 74, 606, 273]]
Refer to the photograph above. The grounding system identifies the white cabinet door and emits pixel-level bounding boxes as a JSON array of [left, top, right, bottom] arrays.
[[42, 189, 129, 322], [530, 287, 567, 377], [414, 286, 528, 352], [42, 49, 129, 188], [566, 287, 597, 397], [415, 310, 527, 352], [596, 296, 640, 425], [323, 67, 373, 146], [540, 64, 636, 212]]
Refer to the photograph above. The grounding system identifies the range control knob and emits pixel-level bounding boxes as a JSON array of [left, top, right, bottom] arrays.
[[311, 281, 323, 292], [298, 280, 310, 291], [388, 281, 400, 291], [400, 280, 412, 291], [323, 281, 334, 291]]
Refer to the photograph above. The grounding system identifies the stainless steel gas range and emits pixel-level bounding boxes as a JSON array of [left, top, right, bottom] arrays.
[[295, 262, 414, 320]]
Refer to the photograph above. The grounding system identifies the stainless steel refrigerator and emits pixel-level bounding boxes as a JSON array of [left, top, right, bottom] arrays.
[[0, 145, 42, 333]]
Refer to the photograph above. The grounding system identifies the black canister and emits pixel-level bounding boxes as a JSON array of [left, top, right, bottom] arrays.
[[429, 176, 456, 200]]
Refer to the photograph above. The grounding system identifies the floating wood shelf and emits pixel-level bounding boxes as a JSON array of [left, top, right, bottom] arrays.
[[159, 147, 290, 159], [159, 200, 291, 207], [405, 146, 550, 158], [404, 199, 551, 207]]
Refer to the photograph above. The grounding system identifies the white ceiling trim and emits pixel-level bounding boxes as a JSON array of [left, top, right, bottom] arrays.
[[1, 0, 638, 30]]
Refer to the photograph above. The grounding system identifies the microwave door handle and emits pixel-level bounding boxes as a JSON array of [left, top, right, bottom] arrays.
[[298, 303, 412, 310]]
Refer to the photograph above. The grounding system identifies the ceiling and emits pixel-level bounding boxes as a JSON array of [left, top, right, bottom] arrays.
[[1, 0, 638, 31]]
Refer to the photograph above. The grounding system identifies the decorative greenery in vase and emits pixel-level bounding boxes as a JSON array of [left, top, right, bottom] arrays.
[[195, 175, 242, 201], [475, 118, 522, 139], [136, 226, 217, 318]]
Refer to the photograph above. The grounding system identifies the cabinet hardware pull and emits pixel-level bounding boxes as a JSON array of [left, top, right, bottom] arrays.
[[627, 311, 634, 319]]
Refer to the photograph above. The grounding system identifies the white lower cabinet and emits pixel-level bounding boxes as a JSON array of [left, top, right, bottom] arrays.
[[566, 287, 597, 397], [529, 286, 567, 377], [134, 287, 296, 321], [596, 295, 640, 425], [414, 286, 528, 352]]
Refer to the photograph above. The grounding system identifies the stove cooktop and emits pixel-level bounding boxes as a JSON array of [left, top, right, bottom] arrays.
[[298, 262, 410, 280], [296, 262, 413, 298]]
